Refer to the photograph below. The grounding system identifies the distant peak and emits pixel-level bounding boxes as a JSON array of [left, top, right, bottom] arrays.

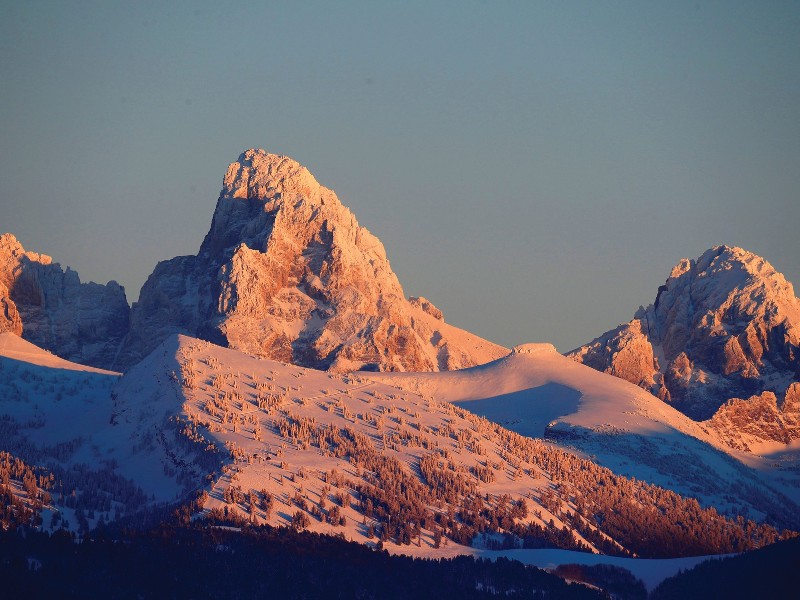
[[0, 232, 23, 250], [0, 233, 52, 265], [221, 148, 321, 202], [697, 244, 763, 269], [669, 244, 783, 289]]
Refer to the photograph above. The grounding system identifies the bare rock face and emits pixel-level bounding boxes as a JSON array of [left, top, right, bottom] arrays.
[[120, 149, 506, 371], [0, 280, 22, 335], [569, 246, 800, 419], [0, 233, 130, 369], [706, 383, 800, 452]]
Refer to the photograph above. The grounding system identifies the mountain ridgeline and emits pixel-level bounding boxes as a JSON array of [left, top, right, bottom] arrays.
[[1, 152, 798, 459], [0, 233, 128, 370]]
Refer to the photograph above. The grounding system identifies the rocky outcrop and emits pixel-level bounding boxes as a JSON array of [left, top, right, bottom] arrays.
[[0, 233, 129, 369], [569, 246, 800, 419], [706, 383, 800, 452], [119, 149, 506, 372], [0, 280, 22, 335], [408, 296, 443, 321]]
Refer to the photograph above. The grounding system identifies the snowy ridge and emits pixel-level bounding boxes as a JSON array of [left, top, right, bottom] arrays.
[[1, 333, 785, 561], [362, 344, 800, 525], [0, 332, 117, 374]]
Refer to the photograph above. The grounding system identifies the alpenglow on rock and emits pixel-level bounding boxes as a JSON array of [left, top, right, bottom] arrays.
[[0, 233, 130, 370], [119, 149, 506, 371], [568, 246, 800, 419]]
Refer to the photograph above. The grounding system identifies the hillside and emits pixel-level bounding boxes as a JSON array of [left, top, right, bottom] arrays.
[[1, 333, 788, 561], [362, 343, 800, 527]]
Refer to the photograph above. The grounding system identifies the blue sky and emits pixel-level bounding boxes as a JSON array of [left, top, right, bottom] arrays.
[[1, 1, 798, 350]]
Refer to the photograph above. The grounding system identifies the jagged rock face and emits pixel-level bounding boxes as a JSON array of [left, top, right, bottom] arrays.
[[409, 296, 443, 321], [120, 149, 506, 372], [569, 246, 800, 419], [0, 280, 22, 335], [706, 383, 800, 452], [0, 233, 130, 369]]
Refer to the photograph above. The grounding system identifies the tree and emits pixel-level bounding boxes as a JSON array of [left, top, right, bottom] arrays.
[[291, 510, 310, 531]]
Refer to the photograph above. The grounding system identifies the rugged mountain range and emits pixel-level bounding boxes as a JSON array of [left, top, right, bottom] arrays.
[[1, 150, 799, 589], [569, 245, 800, 420], [117, 149, 505, 372], [0, 233, 129, 370]]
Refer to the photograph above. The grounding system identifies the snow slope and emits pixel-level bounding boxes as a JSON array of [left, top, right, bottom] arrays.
[[0, 332, 587, 549], [362, 343, 800, 526], [0, 333, 116, 374], [0, 333, 207, 531], [141, 334, 597, 553]]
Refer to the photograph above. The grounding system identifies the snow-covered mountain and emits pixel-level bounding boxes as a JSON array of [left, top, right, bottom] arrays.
[[118, 149, 506, 373], [362, 343, 800, 528], [0, 233, 129, 370], [569, 246, 800, 420], [1, 332, 784, 558]]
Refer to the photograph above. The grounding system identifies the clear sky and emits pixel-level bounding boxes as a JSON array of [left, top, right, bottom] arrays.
[[1, 1, 798, 351]]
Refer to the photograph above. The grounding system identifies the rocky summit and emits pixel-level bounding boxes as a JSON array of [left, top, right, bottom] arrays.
[[118, 149, 506, 371], [569, 245, 800, 419], [0, 233, 129, 370]]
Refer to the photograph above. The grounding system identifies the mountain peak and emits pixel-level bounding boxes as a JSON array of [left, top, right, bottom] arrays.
[[0, 232, 52, 266], [570, 245, 800, 419], [121, 150, 507, 371], [222, 148, 322, 203], [658, 245, 798, 324]]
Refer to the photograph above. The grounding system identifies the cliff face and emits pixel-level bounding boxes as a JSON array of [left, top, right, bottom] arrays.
[[0, 233, 129, 369], [120, 149, 506, 372], [705, 383, 800, 452], [569, 246, 800, 419]]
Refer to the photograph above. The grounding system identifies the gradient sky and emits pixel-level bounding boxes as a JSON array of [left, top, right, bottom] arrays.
[[1, 1, 798, 351]]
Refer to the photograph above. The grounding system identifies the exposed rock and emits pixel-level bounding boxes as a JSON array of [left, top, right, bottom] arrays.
[[706, 383, 800, 452], [0, 280, 22, 335], [120, 149, 507, 372], [409, 296, 443, 321], [569, 246, 800, 419], [0, 233, 130, 369]]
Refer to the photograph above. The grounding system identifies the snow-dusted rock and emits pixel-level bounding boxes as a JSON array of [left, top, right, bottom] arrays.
[[120, 149, 506, 371], [706, 383, 800, 451], [409, 296, 444, 321], [0, 233, 129, 369], [569, 246, 800, 419]]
